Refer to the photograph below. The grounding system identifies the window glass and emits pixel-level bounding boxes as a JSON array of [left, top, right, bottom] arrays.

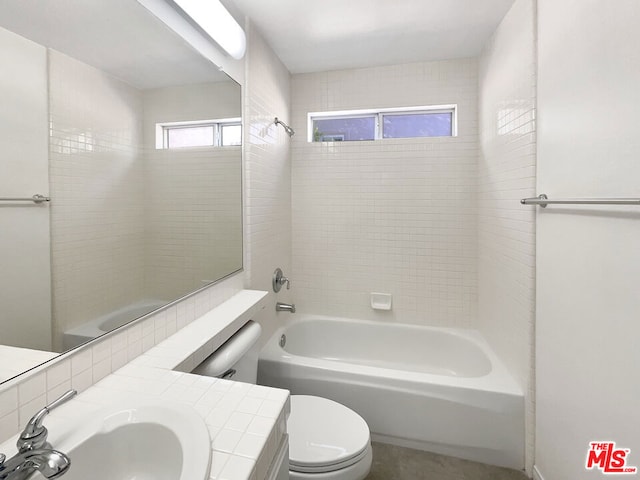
[[167, 126, 214, 148], [221, 124, 242, 146], [382, 112, 452, 138], [312, 117, 376, 142], [309, 106, 456, 142]]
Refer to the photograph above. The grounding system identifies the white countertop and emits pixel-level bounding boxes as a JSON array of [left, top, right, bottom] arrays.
[[0, 290, 290, 480], [134, 289, 271, 374], [52, 365, 289, 480]]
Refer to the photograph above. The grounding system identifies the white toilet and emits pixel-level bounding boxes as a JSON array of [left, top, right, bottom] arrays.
[[192, 320, 372, 480], [287, 395, 372, 479]]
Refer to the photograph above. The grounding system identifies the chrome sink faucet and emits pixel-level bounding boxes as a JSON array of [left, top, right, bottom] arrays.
[[0, 389, 77, 480], [0, 449, 70, 480]]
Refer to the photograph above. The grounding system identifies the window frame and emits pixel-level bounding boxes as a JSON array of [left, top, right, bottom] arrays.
[[307, 105, 457, 142], [156, 117, 242, 149]]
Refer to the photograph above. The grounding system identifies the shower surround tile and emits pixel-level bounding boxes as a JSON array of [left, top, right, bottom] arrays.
[[291, 58, 479, 328], [478, 0, 537, 473], [242, 23, 294, 347]]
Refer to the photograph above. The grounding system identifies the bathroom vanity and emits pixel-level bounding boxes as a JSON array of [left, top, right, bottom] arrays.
[[0, 290, 289, 480]]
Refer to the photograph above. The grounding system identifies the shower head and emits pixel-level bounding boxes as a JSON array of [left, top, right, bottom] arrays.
[[274, 117, 295, 137]]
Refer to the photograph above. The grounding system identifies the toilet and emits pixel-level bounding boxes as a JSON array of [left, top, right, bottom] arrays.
[[287, 395, 372, 479], [192, 320, 372, 480]]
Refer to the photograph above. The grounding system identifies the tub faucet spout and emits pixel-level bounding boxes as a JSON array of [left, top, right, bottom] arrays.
[[276, 302, 296, 313]]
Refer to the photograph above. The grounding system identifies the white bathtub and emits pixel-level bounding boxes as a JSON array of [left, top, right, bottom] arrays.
[[63, 299, 167, 350], [258, 315, 524, 469]]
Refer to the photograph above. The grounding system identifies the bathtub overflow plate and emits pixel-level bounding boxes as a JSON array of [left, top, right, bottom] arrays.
[[279, 334, 286, 348]]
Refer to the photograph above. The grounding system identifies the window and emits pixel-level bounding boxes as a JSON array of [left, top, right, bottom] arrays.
[[309, 106, 456, 142], [220, 123, 242, 146], [312, 116, 376, 142], [156, 118, 242, 149]]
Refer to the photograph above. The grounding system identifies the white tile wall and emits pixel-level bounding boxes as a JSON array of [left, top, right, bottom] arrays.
[[477, 0, 536, 473], [243, 22, 293, 346], [291, 59, 478, 327], [48, 50, 146, 350]]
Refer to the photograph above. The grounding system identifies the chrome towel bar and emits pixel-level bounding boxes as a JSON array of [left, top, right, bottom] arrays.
[[0, 194, 50, 204], [521, 194, 640, 208]]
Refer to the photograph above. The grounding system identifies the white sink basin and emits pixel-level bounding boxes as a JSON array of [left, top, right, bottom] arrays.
[[54, 401, 211, 480]]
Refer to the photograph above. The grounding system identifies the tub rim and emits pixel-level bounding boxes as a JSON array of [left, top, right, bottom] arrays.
[[261, 314, 523, 397]]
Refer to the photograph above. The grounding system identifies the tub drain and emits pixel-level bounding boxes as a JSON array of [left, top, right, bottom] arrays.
[[279, 334, 286, 348]]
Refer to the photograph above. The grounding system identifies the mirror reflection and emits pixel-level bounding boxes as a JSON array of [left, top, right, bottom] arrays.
[[0, 0, 243, 383]]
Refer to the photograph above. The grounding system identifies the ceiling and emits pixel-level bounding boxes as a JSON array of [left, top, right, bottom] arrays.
[[223, 0, 516, 73], [0, 0, 231, 89]]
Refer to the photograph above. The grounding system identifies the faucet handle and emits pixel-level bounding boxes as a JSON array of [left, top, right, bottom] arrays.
[[272, 268, 291, 292], [18, 389, 77, 452], [44, 389, 77, 412]]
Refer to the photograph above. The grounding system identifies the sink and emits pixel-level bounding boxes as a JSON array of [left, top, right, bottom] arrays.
[[53, 401, 211, 480]]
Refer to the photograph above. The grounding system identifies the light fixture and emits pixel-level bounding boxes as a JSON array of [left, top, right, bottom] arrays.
[[171, 0, 246, 59], [137, 0, 246, 60]]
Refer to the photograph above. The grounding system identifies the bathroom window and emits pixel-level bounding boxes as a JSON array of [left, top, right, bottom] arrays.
[[312, 116, 376, 142], [156, 118, 242, 149], [220, 123, 242, 146], [308, 105, 456, 142]]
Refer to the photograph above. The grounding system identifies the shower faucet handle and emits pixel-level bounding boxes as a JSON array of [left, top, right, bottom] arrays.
[[272, 268, 291, 292]]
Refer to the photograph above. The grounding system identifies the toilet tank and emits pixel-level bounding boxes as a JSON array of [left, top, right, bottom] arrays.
[[192, 320, 262, 383]]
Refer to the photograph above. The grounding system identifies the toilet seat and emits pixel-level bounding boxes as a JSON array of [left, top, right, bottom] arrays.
[[288, 395, 371, 474]]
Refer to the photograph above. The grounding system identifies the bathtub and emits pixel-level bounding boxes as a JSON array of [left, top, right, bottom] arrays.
[[62, 299, 167, 350], [258, 315, 524, 469]]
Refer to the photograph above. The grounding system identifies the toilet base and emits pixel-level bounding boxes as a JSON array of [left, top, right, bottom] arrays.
[[289, 443, 372, 480]]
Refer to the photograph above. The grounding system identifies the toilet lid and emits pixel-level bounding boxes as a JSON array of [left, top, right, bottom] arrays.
[[288, 395, 371, 473]]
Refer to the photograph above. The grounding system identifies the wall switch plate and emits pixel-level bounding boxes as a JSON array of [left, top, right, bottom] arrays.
[[370, 292, 392, 310]]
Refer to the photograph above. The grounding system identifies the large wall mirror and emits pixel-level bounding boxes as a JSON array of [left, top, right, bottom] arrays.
[[0, 0, 243, 384]]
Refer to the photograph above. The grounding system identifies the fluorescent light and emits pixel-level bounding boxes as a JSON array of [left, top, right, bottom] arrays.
[[171, 0, 246, 59]]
